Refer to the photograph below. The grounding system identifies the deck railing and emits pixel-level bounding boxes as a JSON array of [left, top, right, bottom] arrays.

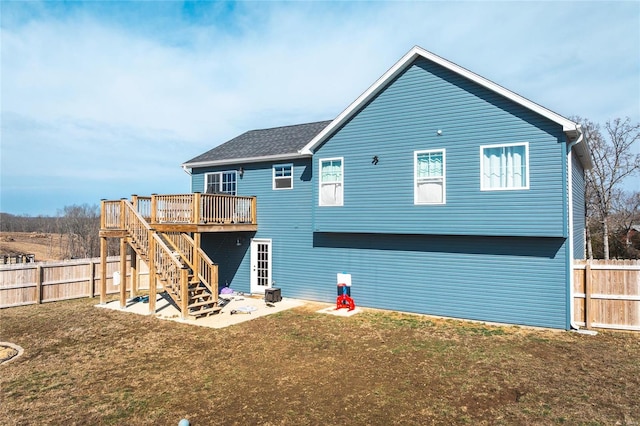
[[162, 232, 219, 299], [101, 200, 123, 229], [101, 193, 257, 229], [132, 196, 152, 221]]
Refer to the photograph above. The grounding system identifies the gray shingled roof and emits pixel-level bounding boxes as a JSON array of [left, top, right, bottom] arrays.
[[184, 120, 332, 166]]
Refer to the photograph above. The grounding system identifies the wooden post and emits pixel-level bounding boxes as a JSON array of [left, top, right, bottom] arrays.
[[120, 237, 127, 308], [251, 196, 257, 224], [100, 199, 106, 230], [193, 192, 201, 224], [36, 265, 43, 304], [131, 194, 138, 211], [130, 248, 138, 299], [193, 232, 201, 283], [180, 267, 189, 320], [89, 259, 96, 298], [150, 194, 158, 225], [585, 263, 592, 329], [100, 237, 107, 304], [148, 235, 157, 314], [120, 198, 127, 230]]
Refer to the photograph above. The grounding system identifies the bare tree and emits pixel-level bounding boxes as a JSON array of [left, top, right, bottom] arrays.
[[57, 204, 101, 258], [611, 191, 640, 259], [577, 117, 640, 259]]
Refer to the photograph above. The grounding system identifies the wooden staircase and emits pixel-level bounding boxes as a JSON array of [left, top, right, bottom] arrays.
[[121, 200, 220, 319]]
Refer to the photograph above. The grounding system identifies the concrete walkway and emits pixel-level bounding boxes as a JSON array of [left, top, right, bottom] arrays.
[[96, 292, 306, 329]]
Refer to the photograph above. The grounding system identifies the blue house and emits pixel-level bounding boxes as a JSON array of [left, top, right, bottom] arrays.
[[178, 46, 592, 329]]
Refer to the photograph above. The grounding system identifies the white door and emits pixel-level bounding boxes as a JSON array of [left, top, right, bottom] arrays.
[[250, 239, 272, 294]]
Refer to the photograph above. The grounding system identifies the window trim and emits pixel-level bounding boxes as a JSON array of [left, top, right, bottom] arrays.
[[318, 157, 344, 207], [480, 142, 529, 191], [203, 170, 238, 195], [414, 149, 446, 205], [272, 163, 294, 190]]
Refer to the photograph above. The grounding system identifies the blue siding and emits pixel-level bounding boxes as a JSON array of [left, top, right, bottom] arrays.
[[192, 159, 569, 329], [187, 55, 578, 329], [572, 150, 586, 259], [193, 159, 316, 298], [307, 233, 568, 329], [313, 58, 567, 237]]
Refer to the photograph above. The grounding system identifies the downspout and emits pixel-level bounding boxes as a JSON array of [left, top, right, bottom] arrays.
[[182, 165, 192, 175], [566, 124, 583, 330]]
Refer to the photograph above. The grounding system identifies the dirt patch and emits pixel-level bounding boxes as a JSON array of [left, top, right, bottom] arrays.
[[0, 298, 639, 425], [0, 232, 68, 262]]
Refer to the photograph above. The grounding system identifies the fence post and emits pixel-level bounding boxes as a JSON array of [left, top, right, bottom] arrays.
[[36, 265, 43, 304], [585, 263, 592, 330], [89, 259, 96, 298], [180, 267, 189, 320]]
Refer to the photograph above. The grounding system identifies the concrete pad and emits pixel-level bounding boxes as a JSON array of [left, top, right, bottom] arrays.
[[96, 293, 305, 329], [316, 305, 363, 317]]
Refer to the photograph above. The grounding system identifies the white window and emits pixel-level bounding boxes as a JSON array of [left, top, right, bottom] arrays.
[[319, 158, 343, 206], [273, 164, 293, 190], [481, 143, 529, 190], [415, 149, 446, 204], [204, 171, 237, 195]]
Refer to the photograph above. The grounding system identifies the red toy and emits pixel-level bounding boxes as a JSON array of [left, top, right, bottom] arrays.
[[336, 283, 356, 311]]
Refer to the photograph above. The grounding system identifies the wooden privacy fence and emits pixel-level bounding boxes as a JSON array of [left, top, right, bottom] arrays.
[[0, 256, 150, 308], [573, 260, 640, 331], [2, 257, 638, 331]]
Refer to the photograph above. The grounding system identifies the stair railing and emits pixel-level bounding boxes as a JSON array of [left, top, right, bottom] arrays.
[[162, 232, 219, 300], [121, 200, 189, 317], [163, 232, 194, 268]]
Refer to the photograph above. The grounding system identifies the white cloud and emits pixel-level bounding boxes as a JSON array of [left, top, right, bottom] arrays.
[[1, 1, 638, 215]]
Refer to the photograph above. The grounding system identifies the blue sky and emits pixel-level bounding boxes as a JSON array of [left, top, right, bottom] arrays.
[[1, 1, 639, 216]]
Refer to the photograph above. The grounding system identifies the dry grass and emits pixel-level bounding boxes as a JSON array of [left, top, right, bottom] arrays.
[[1, 297, 639, 425]]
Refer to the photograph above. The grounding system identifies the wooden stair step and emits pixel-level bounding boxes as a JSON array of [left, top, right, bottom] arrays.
[[190, 306, 221, 318], [188, 298, 217, 309]]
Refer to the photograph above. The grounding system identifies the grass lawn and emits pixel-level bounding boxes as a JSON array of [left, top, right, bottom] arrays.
[[1, 297, 639, 425]]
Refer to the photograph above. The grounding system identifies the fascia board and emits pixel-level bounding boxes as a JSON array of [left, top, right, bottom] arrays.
[[300, 45, 580, 155], [182, 152, 311, 169]]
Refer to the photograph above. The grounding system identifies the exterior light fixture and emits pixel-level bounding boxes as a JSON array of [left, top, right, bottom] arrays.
[[238, 167, 244, 177]]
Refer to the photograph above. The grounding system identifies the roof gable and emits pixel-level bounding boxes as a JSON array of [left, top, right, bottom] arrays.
[[299, 46, 591, 169], [183, 120, 331, 168]]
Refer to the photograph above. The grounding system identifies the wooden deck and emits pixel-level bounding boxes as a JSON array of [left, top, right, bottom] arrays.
[[98, 193, 257, 319], [100, 193, 257, 235]]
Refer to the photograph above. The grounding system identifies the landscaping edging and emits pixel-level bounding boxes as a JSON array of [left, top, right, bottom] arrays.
[[0, 342, 24, 365]]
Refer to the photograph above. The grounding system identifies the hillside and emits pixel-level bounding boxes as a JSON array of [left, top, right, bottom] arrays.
[[0, 232, 68, 262]]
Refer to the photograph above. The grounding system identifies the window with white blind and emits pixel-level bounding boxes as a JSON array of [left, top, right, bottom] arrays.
[[319, 158, 343, 206], [415, 149, 446, 204], [204, 171, 237, 195], [273, 164, 293, 190], [481, 143, 529, 190]]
